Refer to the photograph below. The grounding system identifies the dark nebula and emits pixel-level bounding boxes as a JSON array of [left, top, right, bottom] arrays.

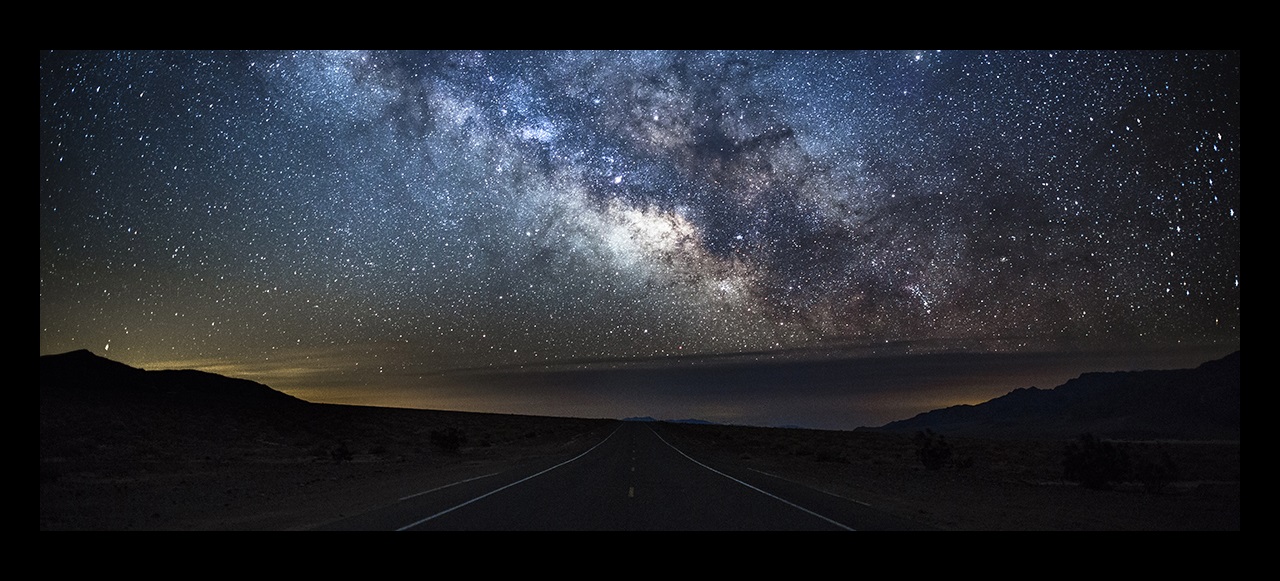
[[40, 50, 1240, 428]]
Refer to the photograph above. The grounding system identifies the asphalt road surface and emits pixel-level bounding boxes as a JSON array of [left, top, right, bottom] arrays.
[[315, 421, 931, 531]]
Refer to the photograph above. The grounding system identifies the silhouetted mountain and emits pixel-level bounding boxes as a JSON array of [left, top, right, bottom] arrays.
[[868, 351, 1240, 440], [40, 349, 306, 406], [41, 349, 620, 473], [623, 416, 717, 425], [40, 350, 323, 465]]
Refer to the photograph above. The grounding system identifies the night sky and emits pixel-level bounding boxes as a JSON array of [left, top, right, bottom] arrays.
[[39, 50, 1240, 429]]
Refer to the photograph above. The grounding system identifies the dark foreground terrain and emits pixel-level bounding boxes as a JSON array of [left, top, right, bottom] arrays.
[[40, 350, 1239, 531], [663, 422, 1239, 531], [41, 407, 1239, 531]]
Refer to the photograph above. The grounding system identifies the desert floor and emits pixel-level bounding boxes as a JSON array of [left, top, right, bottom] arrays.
[[40, 407, 1239, 531]]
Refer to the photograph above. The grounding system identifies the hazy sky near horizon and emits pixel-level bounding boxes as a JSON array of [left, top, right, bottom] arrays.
[[39, 50, 1240, 429]]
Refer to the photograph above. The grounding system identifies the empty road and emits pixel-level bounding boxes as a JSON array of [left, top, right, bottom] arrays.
[[315, 421, 929, 531]]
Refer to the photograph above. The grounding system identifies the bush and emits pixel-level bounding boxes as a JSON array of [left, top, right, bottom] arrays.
[[1133, 450, 1180, 494], [913, 429, 953, 470], [815, 447, 848, 463], [430, 427, 467, 453], [1062, 433, 1129, 490], [329, 441, 353, 463]]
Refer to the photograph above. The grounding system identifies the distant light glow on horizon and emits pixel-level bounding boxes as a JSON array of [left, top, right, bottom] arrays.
[[40, 50, 1239, 429]]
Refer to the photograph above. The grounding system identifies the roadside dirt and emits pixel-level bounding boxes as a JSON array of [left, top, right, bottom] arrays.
[[41, 415, 1239, 531], [659, 422, 1241, 531]]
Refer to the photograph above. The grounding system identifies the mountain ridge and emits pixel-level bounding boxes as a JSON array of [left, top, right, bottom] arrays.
[[867, 351, 1240, 440], [39, 349, 307, 407]]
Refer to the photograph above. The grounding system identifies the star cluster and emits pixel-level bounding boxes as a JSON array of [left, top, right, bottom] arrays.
[[39, 50, 1240, 423]]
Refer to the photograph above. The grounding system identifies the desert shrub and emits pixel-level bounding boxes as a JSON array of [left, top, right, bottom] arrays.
[[913, 429, 953, 470], [430, 427, 467, 453], [329, 441, 353, 463], [815, 447, 847, 463], [1133, 450, 1180, 494], [1062, 433, 1129, 490]]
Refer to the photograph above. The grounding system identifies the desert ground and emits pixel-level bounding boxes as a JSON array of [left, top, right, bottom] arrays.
[[40, 402, 1239, 531]]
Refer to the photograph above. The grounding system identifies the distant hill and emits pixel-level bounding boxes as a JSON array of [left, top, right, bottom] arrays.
[[39, 349, 618, 473], [623, 416, 717, 425], [40, 349, 306, 407], [40, 349, 320, 466], [867, 351, 1240, 440]]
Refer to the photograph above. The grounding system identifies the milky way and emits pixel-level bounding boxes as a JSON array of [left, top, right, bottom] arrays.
[[39, 50, 1240, 427]]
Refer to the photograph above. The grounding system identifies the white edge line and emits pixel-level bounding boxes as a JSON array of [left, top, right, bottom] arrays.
[[748, 467, 874, 506], [399, 472, 501, 501], [650, 427, 857, 531], [395, 424, 622, 531]]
